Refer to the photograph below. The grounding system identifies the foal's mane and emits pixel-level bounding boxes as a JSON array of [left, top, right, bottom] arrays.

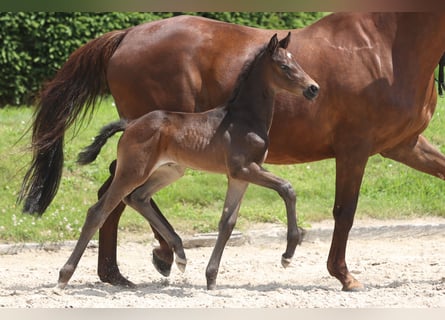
[[226, 43, 269, 105]]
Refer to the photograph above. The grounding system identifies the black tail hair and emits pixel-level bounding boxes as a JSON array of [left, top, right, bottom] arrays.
[[77, 119, 128, 165], [18, 29, 128, 215], [439, 53, 445, 96]]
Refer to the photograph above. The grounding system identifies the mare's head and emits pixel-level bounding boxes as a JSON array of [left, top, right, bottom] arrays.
[[266, 32, 319, 100]]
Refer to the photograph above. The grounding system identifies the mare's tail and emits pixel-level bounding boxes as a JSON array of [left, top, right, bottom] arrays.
[[18, 28, 129, 215], [77, 120, 128, 165]]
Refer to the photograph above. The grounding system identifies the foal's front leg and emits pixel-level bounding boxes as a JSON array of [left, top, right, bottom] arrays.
[[206, 178, 249, 290], [231, 162, 301, 267]]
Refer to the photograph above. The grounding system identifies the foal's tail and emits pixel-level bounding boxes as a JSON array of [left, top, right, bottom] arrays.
[[77, 119, 128, 165], [439, 53, 445, 96], [18, 28, 129, 215]]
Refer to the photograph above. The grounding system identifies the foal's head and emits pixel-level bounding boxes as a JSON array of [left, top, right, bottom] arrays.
[[266, 32, 319, 100]]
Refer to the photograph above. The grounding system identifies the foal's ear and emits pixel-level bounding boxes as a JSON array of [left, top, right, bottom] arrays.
[[279, 32, 291, 49], [267, 33, 279, 54]]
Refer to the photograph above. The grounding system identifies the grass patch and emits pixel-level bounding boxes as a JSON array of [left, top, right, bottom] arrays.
[[1, 97, 445, 243]]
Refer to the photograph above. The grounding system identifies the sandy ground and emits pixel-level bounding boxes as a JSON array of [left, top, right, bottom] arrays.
[[0, 218, 444, 308]]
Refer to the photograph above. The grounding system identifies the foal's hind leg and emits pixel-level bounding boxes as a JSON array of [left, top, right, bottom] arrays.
[[97, 161, 176, 283], [124, 164, 187, 272], [206, 178, 249, 290], [97, 160, 134, 287], [150, 199, 177, 276], [58, 186, 130, 289], [58, 151, 155, 288]]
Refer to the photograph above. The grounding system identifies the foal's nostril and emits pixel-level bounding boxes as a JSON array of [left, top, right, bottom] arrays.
[[303, 84, 320, 100], [309, 85, 319, 95]]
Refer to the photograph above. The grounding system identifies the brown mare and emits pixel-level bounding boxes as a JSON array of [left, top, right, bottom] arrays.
[[20, 13, 445, 291], [56, 34, 319, 289]]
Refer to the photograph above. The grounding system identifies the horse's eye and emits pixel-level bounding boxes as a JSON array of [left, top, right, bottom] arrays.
[[280, 65, 290, 71]]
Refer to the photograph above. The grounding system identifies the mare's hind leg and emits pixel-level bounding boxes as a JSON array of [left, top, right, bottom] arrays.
[[381, 134, 445, 179], [124, 164, 187, 272], [229, 162, 301, 267], [206, 178, 249, 290]]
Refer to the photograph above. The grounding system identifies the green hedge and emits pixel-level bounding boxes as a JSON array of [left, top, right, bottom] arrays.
[[0, 12, 325, 107]]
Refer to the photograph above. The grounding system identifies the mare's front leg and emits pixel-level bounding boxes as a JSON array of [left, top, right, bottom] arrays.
[[206, 178, 249, 290], [328, 150, 369, 291]]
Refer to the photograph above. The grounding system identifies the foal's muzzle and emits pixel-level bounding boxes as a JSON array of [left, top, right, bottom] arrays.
[[303, 84, 320, 100]]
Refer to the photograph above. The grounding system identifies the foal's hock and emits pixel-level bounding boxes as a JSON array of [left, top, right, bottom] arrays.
[[57, 33, 318, 290]]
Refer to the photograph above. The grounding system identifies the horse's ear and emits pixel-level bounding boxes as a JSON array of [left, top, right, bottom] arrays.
[[279, 32, 291, 49], [267, 33, 279, 55]]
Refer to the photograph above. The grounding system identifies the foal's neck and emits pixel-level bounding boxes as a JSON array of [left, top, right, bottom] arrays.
[[227, 55, 276, 131]]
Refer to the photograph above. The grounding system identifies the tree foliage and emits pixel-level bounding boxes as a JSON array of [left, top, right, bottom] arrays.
[[0, 12, 325, 107]]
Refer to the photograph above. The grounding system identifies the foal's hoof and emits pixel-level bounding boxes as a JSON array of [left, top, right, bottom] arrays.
[[55, 281, 67, 291], [52, 284, 66, 296], [175, 256, 187, 273], [206, 280, 217, 291], [152, 252, 172, 277], [281, 255, 292, 268]]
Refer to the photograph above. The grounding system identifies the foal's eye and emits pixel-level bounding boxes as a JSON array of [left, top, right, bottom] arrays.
[[280, 64, 290, 71]]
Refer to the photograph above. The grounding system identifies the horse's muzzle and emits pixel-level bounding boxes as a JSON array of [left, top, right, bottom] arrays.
[[303, 84, 319, 100]]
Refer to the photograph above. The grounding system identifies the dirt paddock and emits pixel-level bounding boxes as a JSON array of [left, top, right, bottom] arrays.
[[0, 218, 444, 308]]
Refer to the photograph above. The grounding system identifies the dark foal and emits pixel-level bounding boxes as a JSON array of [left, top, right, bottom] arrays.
[[57, 33, 319, 290]]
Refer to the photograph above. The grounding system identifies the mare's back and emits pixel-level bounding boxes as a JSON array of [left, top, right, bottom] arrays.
[[107, 15, 281, 119]]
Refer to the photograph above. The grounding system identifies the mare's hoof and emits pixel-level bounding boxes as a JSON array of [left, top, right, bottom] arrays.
[[281, 255, 292, 268], [115, 278, 137, 288], [152, 251, 172, 277], [103, 277, 136, 288], [99, 270, 136, 288], [341, 279, 365, 292], [175, 256, 187, 273]]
